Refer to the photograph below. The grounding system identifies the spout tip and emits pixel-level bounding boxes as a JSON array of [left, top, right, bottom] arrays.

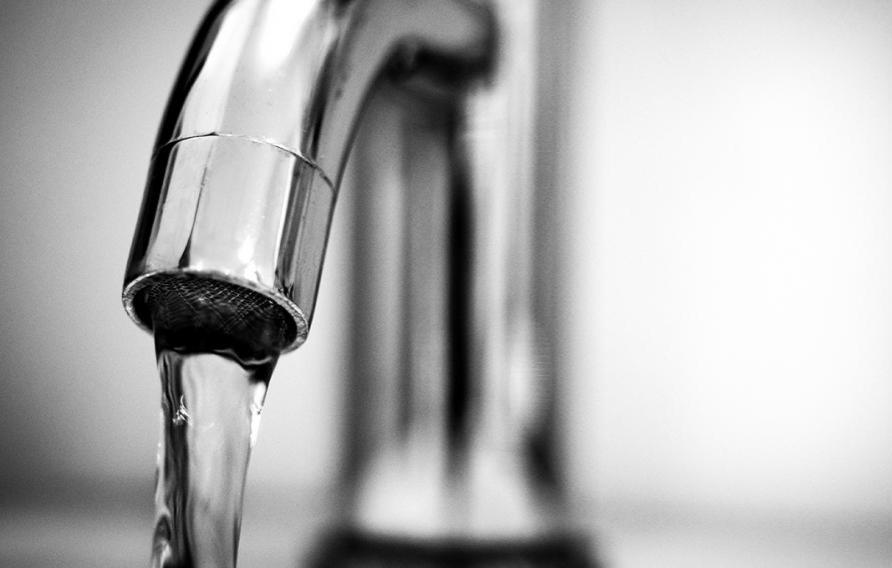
[[121, 135, 334, 354], [122, 270, 308, 354]]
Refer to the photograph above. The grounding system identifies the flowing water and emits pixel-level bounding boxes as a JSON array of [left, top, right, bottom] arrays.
[[150, 335, 277, 568]]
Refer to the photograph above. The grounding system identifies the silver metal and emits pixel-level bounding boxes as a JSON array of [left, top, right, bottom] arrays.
[[124, 0, 587, 556], [339, 0, 569, 541], [123, 0, 492, 349]]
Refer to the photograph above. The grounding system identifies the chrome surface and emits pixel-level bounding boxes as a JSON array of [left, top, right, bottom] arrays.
[[123, 0, 492, 349], [124, 0, 583, 553], [341, 0, 570, 541]]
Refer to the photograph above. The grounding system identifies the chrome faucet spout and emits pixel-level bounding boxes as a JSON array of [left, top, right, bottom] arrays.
[[123, 0, 592, 561], [123, 0, 492, 351]]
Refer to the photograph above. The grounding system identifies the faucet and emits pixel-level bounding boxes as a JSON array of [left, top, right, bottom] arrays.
[[123, 0, 591, 564]]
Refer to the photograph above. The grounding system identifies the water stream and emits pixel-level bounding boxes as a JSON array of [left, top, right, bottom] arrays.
[[150, 336, 277, 568]]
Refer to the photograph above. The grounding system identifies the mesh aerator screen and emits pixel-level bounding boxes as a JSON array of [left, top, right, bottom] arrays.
[[134, 274, 297, 358]]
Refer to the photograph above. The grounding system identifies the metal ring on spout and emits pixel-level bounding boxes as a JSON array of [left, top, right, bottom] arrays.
[[123, 134, 334, 352]]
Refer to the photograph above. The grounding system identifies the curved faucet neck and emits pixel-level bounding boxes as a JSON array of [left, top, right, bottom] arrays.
[[157, 0, 493, 186], [124, 0, 493, 347]]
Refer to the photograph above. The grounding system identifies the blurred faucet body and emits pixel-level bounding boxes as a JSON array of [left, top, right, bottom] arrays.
[[124, 0, 583, 554]]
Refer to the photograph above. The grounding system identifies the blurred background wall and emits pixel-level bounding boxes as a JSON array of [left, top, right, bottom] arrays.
[[1, 0, 890, 565], [563, 0, 892, 519]]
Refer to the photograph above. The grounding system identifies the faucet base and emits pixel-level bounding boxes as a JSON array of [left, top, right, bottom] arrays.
[[306, 529, 598, 568]]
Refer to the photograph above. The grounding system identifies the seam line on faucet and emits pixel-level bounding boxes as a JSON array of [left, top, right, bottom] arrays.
[[155, 133, 336, 190]]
